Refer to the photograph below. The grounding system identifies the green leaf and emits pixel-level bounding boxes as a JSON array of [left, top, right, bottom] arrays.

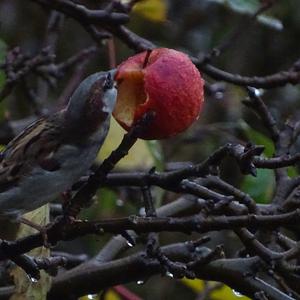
[[239, 121, 275, 203], [79, 188, 118, 223], [209, 0, 283, 30], [208, 0, 260, 14], [241, 168, 274, 203], [0, 39, 6, 61], [146, 140, 164, 171], [257, 15, 283, 31], [240, 120, 275, 157], [221, 0, 260, 13], [287, 166, 298, 178]]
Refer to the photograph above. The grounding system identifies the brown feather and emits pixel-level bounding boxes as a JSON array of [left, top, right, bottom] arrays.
[[0, 114, 64, 193]]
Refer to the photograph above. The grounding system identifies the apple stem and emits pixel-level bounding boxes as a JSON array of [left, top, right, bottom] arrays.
[[142, 49, 152, 69], [107, 38, 116, 68]]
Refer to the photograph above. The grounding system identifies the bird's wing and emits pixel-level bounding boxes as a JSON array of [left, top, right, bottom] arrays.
[[0, 116, 63, 193]]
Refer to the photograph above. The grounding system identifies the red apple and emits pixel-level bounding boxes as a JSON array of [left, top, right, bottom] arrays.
[[112, 48, 204, 140]]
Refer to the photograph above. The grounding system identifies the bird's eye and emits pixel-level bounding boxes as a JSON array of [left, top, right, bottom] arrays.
[[103, 73, 114, 91]]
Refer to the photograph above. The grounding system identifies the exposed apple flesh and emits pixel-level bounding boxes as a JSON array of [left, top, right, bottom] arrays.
[[113, 68, 147, 128], [113, 48, 204, 140]]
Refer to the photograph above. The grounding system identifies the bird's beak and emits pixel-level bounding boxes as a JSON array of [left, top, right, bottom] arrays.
[[108, 68, 117, 81], [108, 68, 118, 91], [102, 69, 118, 114]]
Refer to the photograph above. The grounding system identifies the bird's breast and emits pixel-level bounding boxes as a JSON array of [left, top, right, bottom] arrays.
[[0, 122, 109, 219]]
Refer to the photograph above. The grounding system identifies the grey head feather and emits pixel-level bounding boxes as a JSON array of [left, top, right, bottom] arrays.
[[66, 69, 117, 122]]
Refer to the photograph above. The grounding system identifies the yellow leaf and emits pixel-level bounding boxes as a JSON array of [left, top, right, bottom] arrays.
[[99, 118, 154, 169], [79, 290, 120, 300], [181, 278, 250, 300], [105, 290, 121, 300], [9, 204, 51, 300], [133, 0, 167, 22]]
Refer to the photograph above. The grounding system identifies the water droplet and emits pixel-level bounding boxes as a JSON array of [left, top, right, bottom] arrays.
[[195, 246, 204, 253], [126, 240, 134, 247], [139, 207, 146, 216], [197, 198, 204, 205], [253, 88, 264, 97], [121, 231, 136, 247], [136, 280, 144, 285], [166, 271, 174, 278], [215, 91, 224, 100], [28, 275, 38, 283], [129, 215, 139, 224], [116, 199, 124, 207], [232, 289, 244, 297], [97, 227, 104, 234], [87, 295, 97, 300]]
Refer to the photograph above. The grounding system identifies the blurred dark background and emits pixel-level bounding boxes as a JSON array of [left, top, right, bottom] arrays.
[[0, 0, 299, 299]]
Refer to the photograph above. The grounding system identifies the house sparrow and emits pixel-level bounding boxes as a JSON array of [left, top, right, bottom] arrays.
[[0, 70, 117, 227]]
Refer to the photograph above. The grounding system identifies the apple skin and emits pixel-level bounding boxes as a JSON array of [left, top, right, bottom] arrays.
[[112, 48, 204, 140]]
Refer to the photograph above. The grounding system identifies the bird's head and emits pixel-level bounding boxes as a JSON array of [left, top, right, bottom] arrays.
[[65, 70, 117, 132]]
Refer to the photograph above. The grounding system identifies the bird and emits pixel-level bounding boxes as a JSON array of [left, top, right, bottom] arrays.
[[0, 70, 117, 239]]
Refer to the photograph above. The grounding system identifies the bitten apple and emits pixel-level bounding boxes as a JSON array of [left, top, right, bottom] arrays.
[[112, 48, 204, 140]]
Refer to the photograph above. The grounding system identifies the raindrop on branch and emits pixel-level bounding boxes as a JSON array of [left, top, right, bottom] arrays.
[[28, 275, 38, 283], [166, 271, 174, 278], [232, 289, 244, 297], [126, 240, 134, 247], [253, 88, 265, 97], [116, 199, 124, 207]]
